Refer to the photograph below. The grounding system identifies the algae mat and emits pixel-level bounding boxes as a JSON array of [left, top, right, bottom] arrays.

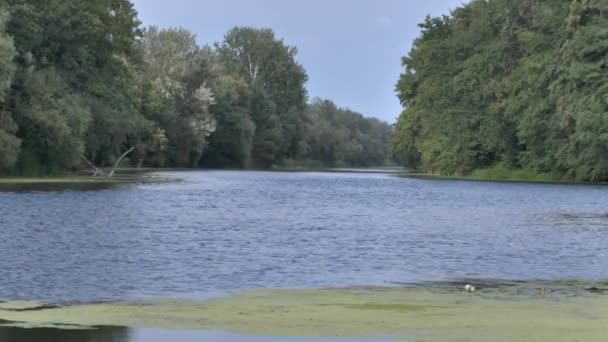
[[1, 285, 607, 341]]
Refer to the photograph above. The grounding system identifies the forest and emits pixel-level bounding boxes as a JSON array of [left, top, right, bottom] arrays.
[[391, 0, 608, 181], [0, 0, 393, 176]]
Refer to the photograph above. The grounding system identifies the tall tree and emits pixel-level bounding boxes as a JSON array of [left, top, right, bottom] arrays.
[[201, 73, 256, 167], [0, 3, 18, 169], [4, 0, 147, 174], [554, 0, 608, 180], [300, 99, 393, 167], [138, 26, 216, 167], [217, 27, 308, 166], [1, 2, 393, 175], [392, 0, 608, 181]]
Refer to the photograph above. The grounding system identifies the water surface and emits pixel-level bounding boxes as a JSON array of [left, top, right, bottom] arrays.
[[0, 171, 606, 302], [0, 324, 399, 342]]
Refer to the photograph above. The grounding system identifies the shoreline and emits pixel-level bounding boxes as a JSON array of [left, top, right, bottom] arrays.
[[0, 172, 180, 191], [1, 280, 606, 341], [0, 167, 406, 186], [0, 177, 129, 184], [399, 173, 608, 186], [2, 167, 606, 188]]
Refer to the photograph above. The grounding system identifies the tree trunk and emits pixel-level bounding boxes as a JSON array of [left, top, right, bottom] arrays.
[[80, 154, 105, 177], [108, 147, 134, 178]]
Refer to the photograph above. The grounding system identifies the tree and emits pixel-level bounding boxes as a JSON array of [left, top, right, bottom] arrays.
[[392, 0, 608, 181], [138, 26, 216, 167], [217, 27, 308, 166], [12, 68, 91, 173], [1, 2, 392, 175], [0, 3, 18, 170], [201, 74, 256, 167], [3, 0, 147, 174], [554, 0, 608, 180], [299, 99, 393, 167]]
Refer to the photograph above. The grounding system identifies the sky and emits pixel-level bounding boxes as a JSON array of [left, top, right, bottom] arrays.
[[131, 0, 467, 123]]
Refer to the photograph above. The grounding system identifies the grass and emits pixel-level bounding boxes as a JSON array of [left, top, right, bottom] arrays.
[[272, 159, 403, 173], [402, 167, 570, 184], [0, 171, 179, 191], [0, 176, 121, 184], [0, 176, 134, 192], [470, 167, 561, 182], [0, 282, 607, 341]]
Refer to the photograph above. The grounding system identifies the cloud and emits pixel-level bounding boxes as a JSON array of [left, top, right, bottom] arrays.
[[373, 15, 393, 26]]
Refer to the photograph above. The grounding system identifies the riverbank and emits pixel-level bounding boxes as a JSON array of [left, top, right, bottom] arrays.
[[1, 281, 607, 341], [0, 177, 126, 184], [270, 166, 407, 174], [0, 169, 396, 190], [0, 171, 179, 191], [399, 167, 599, 185]]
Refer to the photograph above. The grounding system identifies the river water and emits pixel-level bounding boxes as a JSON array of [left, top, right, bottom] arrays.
[[0, 324, 400, 342], [0, 171, 607, 302]]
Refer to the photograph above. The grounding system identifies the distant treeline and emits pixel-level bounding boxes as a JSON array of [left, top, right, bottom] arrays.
[[392, 0, 608, 181], [0, 1, 393, 176]]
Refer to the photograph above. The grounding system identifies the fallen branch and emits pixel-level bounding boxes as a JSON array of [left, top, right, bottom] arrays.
[[108, 147, 135, 178], [79, 154, 105, 177]]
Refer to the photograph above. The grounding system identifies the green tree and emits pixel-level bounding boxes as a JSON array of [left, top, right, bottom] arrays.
[[300, 99, 393, 167], [201, 74, 256, 167], [4, 0, 146, 174], [392, 0, 607, 181], [0, 3, 18, 169], [217, 27, 307, 166], [553, 0, 608, 180], [1, 2, 394, 175], [138, 26, 216, 167]]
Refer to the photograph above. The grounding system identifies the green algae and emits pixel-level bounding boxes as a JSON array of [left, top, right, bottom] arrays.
[[0, 173, 178, 191], [318, 303, 434, 312], [0, 302, 46, 311], [1, 284, 607, 341], [0, 321, 94, 330], [0, 177, 117, 184]]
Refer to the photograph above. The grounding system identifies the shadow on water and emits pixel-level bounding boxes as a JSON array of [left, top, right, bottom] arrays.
[[0, 172, 179, 192], [0, 323, 130, 342], [0, 322, 400, 342], [0, 182, 126, 192]]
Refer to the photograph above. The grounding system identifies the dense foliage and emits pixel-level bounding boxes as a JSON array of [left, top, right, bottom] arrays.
[[392, 0, 608, 181], [298, 99, 393, 167], [0, 1, 392, 175]]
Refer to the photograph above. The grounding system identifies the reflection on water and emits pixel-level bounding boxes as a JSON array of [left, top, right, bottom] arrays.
[[0, 324, 399, 342], [0, 182, 122, 192], [0, 323, 129, 342], [554, 212, 608, 227], [1, 171, 607, 302]]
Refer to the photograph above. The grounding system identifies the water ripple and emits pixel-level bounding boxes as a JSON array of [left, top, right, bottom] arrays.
[[0, 171, 607, 302]]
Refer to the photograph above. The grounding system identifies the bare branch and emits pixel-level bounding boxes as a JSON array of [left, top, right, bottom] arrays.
[[246, 53, 259, 82], [108, 147, 135, 178], [79, 154, 105, 177]]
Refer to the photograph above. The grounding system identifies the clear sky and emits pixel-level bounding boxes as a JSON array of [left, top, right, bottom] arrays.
[[132, 0, 467, 122]]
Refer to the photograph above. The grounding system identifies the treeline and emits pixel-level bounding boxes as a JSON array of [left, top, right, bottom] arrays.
[[0, 1, 392, 176], [296, 99, 393, 167], [392, 0, 608, 181]]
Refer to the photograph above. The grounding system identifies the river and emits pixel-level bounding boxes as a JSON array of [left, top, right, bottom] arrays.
[[1, 171, 607, 341], [1, 171, 606, 302]]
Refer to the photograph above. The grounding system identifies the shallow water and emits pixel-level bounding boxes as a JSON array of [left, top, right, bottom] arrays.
[[2, 285, 607, 341], [0, 325, 399, 342], [0, 171, 607, 302]]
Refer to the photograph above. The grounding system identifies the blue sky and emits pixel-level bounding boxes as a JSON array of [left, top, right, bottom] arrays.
[[132, 0, 467, 122]]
